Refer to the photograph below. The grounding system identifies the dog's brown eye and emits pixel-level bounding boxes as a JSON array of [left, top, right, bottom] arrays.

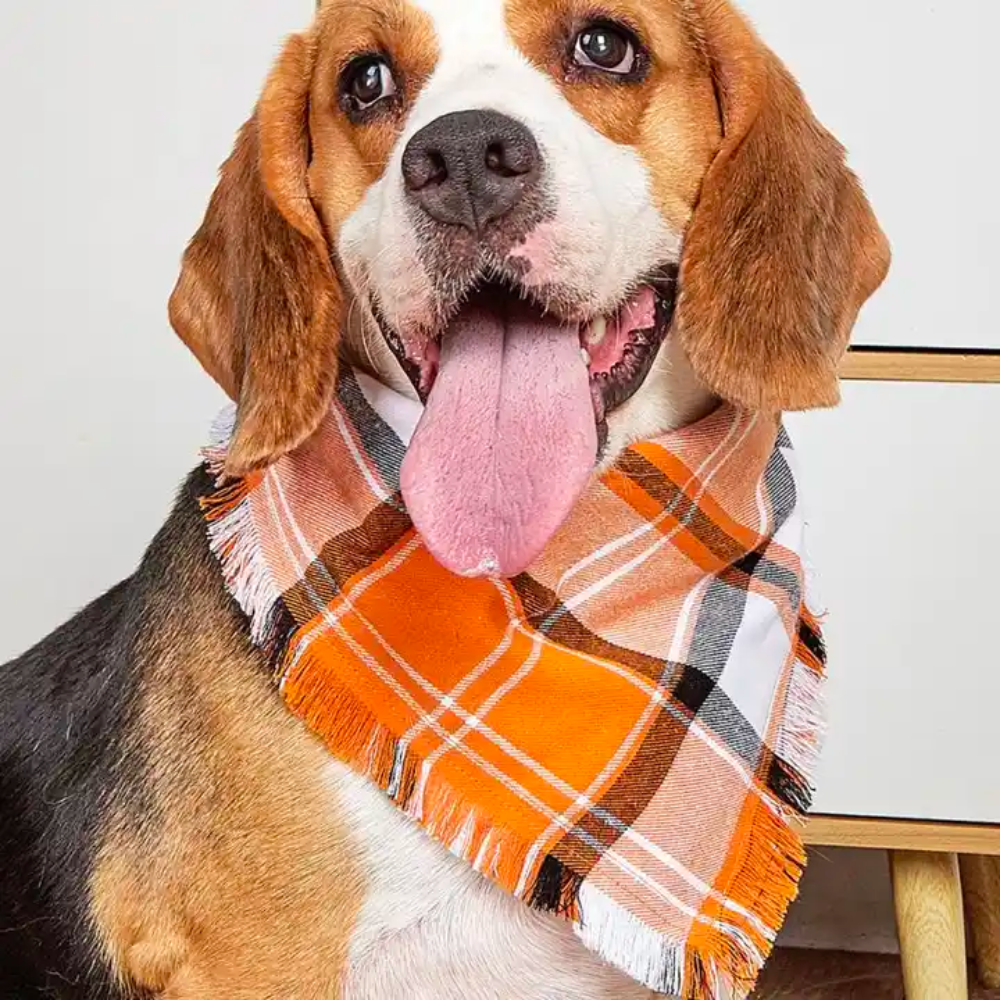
[[343, 56, 397, 112], [572, 24, 636, 75]]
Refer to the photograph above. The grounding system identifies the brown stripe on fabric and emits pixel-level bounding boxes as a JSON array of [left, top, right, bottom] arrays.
[[514, 574, 699, 879], [281, 498, 412, 625], [548, 682, 694, 878], [513, 574, 668, 683], [616, 451, 750, 565]]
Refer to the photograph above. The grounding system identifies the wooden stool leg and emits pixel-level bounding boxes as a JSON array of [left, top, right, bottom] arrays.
[[890, 850, 968, 1000], [960, 854, 1000, 989]]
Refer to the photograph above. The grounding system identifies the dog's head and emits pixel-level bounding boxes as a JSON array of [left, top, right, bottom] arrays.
[[170, 0, 889, 577]]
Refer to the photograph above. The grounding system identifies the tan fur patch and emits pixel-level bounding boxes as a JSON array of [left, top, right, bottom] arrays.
[[308, 0, 439, 234], [504, 0, 720, 231], [91, 581, 364, 999]]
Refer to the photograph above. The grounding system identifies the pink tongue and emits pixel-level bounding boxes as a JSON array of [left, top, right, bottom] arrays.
[[400, 303, 597, 577]]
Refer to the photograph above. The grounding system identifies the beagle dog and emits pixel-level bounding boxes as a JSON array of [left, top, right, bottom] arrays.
[[0, 0, 888, 996]]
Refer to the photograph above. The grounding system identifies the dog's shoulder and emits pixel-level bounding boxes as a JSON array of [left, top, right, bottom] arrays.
[[0, 466, 233, 998]]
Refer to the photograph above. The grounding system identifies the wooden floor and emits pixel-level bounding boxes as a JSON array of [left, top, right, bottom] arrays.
[[755, 949, 1000, 999]]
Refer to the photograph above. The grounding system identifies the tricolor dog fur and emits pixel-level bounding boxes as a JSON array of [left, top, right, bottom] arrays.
[[0, 0, 889, 996]]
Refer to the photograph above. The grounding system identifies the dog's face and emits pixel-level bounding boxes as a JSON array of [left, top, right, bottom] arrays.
[[170, 0, 889, 576]]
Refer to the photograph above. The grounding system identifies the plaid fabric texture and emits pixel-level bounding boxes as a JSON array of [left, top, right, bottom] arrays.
[[202, 369, 825, 999]]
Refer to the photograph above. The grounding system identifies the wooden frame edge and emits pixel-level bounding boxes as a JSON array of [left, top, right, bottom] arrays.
[[841, 350, 1000, 383], [804, 815, 1000, 855]]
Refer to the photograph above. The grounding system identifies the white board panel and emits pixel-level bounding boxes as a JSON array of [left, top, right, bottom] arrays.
[[787, 382, 1000, 823]]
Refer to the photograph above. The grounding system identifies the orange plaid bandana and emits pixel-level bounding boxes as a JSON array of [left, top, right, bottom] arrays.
[[202, 369, 825, 999]]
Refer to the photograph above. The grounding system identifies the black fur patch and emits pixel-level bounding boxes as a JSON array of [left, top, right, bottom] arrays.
[[0, 467, 227, 998]]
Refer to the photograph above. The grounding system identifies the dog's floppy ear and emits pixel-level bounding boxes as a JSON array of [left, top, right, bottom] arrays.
[[677, 2, 890, 412], [169, 32, 341, 476]]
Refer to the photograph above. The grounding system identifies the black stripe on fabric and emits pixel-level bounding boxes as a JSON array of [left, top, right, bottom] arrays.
[[528, 854, 584, 915], [550, 691, 692, 877], [673, 663, 715, 714], [512, 574, 671, 683], [762, 434, 798, 534], [766, 752, 813, 812], [335, 368, 407, 491], [730, 549, 801, 608], [696, 685, 765, 768], [685, 575, 747, 683], [619, 447, 802, 598], [512, 575, 703, 878], [799, 618, 827, 665]]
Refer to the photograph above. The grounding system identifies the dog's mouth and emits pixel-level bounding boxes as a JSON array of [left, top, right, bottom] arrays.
[[382, 269, 678, 431], [378, 267, 678, 579]]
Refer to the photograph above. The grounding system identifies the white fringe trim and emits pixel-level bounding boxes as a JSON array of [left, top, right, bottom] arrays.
[[209, 403, 238, 449], [206, 495, 282, 647], [202, 404, 282, 649], [202, 403, 238, 474], [575, 882, 685, 996], [775, 657, 827, 791]]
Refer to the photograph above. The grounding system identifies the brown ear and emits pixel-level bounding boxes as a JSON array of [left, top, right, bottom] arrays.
[[169, 32, 341, 476], [677, 1, 890, 412]]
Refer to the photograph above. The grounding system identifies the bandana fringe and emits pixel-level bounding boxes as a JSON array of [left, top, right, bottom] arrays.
[[201, 477, 282, 650], [198, 377, 827, 1000], [282, 645, 544, 883], [775, 656, 827, 799]]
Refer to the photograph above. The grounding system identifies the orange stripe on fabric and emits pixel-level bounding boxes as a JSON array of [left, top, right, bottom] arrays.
[[602, 468, 728, 573], [631, 440, 766, 551]]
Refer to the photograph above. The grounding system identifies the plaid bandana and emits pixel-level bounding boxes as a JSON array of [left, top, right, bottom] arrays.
[[202, 368, 825, 999]]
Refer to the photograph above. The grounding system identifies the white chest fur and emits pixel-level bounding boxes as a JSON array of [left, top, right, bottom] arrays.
[[329, 765, 653, 1000]]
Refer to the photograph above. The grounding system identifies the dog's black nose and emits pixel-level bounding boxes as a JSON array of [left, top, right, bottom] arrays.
[[401, 110, 540, 232]]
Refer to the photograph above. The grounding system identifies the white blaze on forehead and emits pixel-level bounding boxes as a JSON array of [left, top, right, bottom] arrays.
[[401, 0, 548, 133]]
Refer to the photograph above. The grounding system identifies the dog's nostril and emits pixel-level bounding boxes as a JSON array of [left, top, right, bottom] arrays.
[[404, 148, 448, 192], [485, 143, 503, 172], [426, 150, 448, 187], [484, 141, 523, 179]]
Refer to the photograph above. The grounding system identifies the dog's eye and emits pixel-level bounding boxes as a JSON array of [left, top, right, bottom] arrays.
[[572, 24, 637, 75], [343, 56, 397, 112]]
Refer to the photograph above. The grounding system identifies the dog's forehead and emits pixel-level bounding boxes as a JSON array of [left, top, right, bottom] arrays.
[[385, 0, 586, 142], [406, 0, 523, 56]]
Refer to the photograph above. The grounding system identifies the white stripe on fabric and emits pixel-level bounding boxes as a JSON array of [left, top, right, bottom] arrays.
[[423, 632, 543, 768], [667, 574, 711, 662], [331, 398, 393, 502], [356, 369, 423, 445], [400, 581, 519, 745], [718, 590, 793, 739]]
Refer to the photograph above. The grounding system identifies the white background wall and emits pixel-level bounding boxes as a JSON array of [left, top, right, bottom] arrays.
[[0, 0, 312, 662]]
